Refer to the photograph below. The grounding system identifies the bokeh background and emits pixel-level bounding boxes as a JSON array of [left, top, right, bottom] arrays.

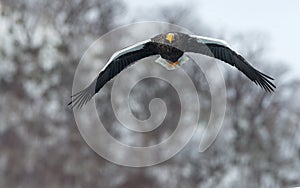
[[1, 0, 300, 187]]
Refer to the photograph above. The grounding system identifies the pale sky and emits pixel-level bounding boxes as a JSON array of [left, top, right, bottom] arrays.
[[124, 0, 300, 78]]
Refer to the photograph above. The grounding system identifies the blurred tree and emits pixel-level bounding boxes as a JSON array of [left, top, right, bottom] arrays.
[[0, 1, 299, 188], [0, 0, 126, 187]]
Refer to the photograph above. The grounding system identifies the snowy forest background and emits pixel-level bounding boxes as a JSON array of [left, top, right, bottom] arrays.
[[1, 0, 300, 187]]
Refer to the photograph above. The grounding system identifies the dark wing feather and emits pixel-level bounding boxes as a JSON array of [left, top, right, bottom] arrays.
[[68, 41, 158, 108], [183, 36, 276, 92]]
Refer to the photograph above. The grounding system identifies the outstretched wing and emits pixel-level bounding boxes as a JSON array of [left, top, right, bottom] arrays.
[[68, 40, 159, 108], [183, 34, 276, 92]]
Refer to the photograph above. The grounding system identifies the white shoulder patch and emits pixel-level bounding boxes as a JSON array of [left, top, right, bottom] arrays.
[[189, 34, 231, 48], [101, 39, 151, 71]]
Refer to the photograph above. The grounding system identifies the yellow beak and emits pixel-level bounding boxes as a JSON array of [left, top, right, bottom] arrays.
[[166, 33, 174, 43]]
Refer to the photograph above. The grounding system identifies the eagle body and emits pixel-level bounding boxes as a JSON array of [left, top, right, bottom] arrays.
[[69, 32, 276, 108]]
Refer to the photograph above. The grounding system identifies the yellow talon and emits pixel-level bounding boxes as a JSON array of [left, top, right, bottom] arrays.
[[167, 61, 179, 66]]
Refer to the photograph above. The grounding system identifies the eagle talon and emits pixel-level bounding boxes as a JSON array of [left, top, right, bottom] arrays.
[[167, 61, 179, 66]]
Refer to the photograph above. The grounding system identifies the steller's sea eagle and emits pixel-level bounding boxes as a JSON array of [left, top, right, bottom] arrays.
[[68, 32, 276, 108]]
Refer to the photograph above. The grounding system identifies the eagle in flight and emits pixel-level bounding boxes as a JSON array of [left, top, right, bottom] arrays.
[[69, 32, 276, 108]]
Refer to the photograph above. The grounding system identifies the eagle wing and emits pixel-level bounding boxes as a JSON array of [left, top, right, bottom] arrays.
[[182, 34, 276, 92], [69, 40, 158, 108]]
